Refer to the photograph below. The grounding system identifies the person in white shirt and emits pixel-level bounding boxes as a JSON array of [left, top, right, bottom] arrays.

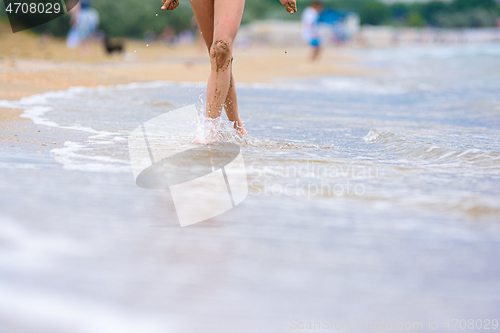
[[301, 1, 323, 62], [66, 0, 100, 50]]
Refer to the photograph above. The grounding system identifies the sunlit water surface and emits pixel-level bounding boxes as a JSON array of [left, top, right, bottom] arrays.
[[22, 43, 500, 221], [1, 43, 500, 332]]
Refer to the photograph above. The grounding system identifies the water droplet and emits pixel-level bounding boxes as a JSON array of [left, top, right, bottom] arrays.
[[146, 44, 149, 47], [156, 14, 158, 16]]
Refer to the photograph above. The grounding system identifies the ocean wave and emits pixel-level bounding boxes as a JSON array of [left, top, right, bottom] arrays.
[[318, 77, 411, 95], [364, 43, 500, 63], [50, 142, 131, 173], [250, 139, 333, 150], [364, 129, 500, 168], [363, 129, 405, 144]]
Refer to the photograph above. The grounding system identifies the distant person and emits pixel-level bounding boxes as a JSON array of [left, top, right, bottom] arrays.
[[66, 0, 100, 50], [161, 0, 298, 141], [160, 27, 176, 46], [301, 1, 323, 62], [144, 30, 157, 44]]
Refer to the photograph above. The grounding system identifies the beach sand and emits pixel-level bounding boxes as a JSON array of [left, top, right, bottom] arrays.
[[0, 25, 361, 153], [0, 106, 89, 158], [0, 24, 361, 101]]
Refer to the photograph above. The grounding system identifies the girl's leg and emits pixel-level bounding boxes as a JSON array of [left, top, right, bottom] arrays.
[[224, 71, 247, 135], [190, 0, 214, 50], [190, 0, 246, 135]]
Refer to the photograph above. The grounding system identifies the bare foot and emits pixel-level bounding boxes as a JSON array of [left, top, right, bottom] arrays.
[[233, 119, 247, 137], [192, 124, 219, 144], [235, 124, 247, 137], [233, 121, 252, 144], [192, 136, 207, 144], [192, 132, 217, 144]]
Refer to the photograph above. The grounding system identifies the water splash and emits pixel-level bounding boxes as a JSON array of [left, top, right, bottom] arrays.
[[363, 129, 404, 144], [193, 115, 250, 146]]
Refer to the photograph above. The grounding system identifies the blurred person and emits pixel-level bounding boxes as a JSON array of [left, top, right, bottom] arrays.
[[144, 30, 157, 44], [301, 1, 323, 62], [160, 27, 176, 45], [178, 29, 195, 45], [161, 0, 298, 141], [66, 0, 100, 51]]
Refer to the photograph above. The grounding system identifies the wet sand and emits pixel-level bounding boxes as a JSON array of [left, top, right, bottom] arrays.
[[0, 106, 89, 162], [0, 25, 361, 152]]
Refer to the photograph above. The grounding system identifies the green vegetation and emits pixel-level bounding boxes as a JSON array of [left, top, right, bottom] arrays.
[[304, 0, 499, 27], [396, 0, 499, 28], [1, 0, 499, 38], [407, 12, 426, 27], [94, 0, 194, 38], [0, 0, 195, 37]]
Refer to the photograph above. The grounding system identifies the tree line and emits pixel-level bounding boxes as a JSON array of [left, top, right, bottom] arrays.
[[1, 0, 499, 38]]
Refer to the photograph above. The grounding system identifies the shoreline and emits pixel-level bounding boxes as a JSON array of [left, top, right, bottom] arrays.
[[0, 27, 363, 101], [0, 50, 362, 100], [0, 32, 364, 158]]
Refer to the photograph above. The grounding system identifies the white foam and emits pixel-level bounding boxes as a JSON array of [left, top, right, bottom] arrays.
[[0, 84, 139, 172], [0, 80, 357, 172], [363, 129, 394, 143], [19, 106, 60, 127], [50, 142, 131, 173], [364, 129, 500, 168], [0, 100, 21, 108], [91, 140, 115, 145], [193, 115, 250, 145]]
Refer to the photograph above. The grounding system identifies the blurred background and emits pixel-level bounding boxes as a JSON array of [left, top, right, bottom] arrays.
[[1, 0, 499, 63]]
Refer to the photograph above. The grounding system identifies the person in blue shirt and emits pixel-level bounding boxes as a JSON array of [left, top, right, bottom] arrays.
[[66, 0, 100, 50]]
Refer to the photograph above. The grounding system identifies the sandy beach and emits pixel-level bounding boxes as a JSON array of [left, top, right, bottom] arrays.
[[0, 23, 361, 101], [0, 23, 363, 159], [0, 24, 363, 156]]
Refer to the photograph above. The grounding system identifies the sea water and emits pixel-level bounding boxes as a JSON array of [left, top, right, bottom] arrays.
[[7, 43, 500, 221], [1, 43, 499, 332]]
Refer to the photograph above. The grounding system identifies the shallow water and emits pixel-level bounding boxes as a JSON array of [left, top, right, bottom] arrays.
[[6, 43, 500, 221], [1, 44, 500, 332]]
